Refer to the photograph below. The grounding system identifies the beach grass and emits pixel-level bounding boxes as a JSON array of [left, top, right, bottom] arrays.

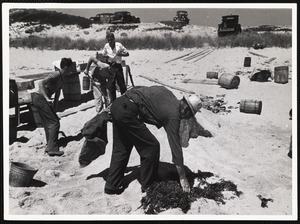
[[9, 31, 291, 50]]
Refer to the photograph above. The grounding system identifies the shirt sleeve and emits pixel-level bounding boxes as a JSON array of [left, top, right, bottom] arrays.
[[164, 117, 184, 166], [118, 43, 128, 54]]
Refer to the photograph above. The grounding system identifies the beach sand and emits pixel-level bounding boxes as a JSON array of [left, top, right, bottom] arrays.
[[5, 23, 295, 219]]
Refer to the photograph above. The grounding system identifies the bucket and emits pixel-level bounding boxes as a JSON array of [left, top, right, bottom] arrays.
[[30, 105, 43, 127], [274, 66, 288, 84], [9, 162, 38, 187], [78, 63, 87, 71], [206, 72, 218, 79], [244, 57, 251, 67], [240, 99, 262, 115], [82, 76, 91, 91], [218, 73, 240, 89], [62, 72, 81, 101], [9, 115, 17, 144]]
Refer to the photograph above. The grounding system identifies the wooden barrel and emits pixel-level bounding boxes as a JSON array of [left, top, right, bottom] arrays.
[[82, 76, 91, 91], [30, 105, 43, 128], [206, 72, 218, 79], [218, 73, 240, 89], [240, 100, 262, 115], [9, 115, 17, 144], [274, 66, 288, 84], [244, 57, 251, 67], [62, 72, 81, 101]]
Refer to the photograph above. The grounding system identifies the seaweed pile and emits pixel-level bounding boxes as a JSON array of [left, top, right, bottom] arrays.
[[140, 172, 243, 214], [200, 95, 238, 114]]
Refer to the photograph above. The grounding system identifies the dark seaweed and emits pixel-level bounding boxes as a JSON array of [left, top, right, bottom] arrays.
[[140, 173, 243, 214]]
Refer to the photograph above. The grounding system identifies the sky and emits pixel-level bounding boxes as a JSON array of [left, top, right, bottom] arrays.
[[44, 5, 294, 27]]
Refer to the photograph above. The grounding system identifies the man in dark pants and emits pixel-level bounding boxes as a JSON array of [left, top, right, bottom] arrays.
[[32, 58, 74, 156], [104, 86, 203, 194], [102, 32, 129, 101], [84, 56, 117, 112]]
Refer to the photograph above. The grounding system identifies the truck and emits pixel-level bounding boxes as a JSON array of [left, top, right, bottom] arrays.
[[173, 10, 190, 25], [110, 11, 141, 24], [90, 13, 114, 24], [217, 15, 242, 37]]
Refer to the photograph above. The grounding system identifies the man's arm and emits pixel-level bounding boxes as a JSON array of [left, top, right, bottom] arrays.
[[84, 56, 109, 76], [117, 43, 129, 57], [165, 120, 191, 193], [117, 51, 129, 57], [39, 76, 53, 102], [176, 165, 190, 193]]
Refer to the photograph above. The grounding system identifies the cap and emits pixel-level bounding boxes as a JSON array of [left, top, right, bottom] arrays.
[[183, 94, 202, 115]]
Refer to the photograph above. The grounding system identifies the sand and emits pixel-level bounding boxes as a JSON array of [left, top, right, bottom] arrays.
[[5, 23, 296, 220]]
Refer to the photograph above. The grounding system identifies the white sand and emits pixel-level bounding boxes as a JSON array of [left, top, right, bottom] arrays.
[[5, 23, 296, 220]]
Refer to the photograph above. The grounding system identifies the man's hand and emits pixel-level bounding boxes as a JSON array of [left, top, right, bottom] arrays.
[[180, 177, 191, 193]]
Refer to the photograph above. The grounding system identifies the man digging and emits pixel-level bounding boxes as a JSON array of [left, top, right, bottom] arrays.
[[104, 85, 211, 194]]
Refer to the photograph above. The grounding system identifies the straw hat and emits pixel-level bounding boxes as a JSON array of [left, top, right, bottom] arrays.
[[183, 94, 202, 115]]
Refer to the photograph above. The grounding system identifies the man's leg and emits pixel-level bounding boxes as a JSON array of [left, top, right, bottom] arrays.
[[91, 81, 104, 113], [105, 96, 160, 194], [115, 64, 127, 95], [97, 67, 116, 104], [32, 93, 61, 155]]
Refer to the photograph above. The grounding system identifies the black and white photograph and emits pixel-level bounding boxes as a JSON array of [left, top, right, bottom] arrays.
[[3, 2, 297, 221]]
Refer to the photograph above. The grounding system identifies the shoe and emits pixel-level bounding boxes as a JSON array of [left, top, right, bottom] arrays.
[[104, 187, 123, 195], [47, 151, 64, 156]]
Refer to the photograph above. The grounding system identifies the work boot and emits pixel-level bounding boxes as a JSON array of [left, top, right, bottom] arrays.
[[104, 186, 124, 195], [47, 150, 64, 157]]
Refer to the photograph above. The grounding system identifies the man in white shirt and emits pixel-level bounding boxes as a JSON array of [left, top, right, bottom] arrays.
[[102, 32, 129, 102]]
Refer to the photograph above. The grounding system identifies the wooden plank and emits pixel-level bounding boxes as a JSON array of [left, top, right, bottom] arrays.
[[57, 101, 95, 118], [264, 57, 276, 63], [17, 72, 54, 80], [183, 48, 210, 61], [193, 49, 215, 62], [139, 75, 195, 94], [164, 51, 194, 64], [17, 71, 80, 81], [182, 79, 219, 85], [248, 51, 268, 58]]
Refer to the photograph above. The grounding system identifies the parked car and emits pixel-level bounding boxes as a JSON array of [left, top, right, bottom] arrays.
[[173, 10, 190, 25], [218, 15, 242, 37], [110, 11, 140, 24], [90, 13, 114, 24]]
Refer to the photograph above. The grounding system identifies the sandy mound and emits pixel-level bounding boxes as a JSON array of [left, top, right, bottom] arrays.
[[9, 22, 218, 40]]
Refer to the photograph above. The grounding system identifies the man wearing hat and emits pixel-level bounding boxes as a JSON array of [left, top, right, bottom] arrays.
[[32, 58, 74, 156], [104, 85, 203, 194]]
